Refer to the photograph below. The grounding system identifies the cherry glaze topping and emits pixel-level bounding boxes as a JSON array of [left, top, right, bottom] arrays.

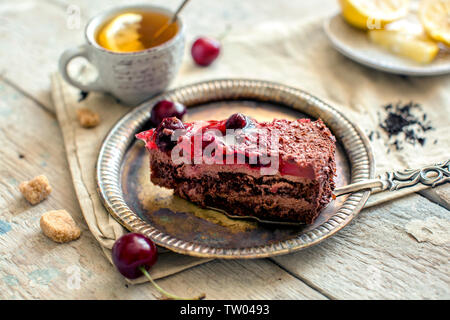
[[137, 116, 321, 180]]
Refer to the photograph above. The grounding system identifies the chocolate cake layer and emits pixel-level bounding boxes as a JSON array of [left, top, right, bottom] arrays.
[[149, 147, 332, 223]]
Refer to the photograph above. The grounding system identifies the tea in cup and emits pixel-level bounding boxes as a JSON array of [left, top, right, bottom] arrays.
[[59, 5, 185, 106]]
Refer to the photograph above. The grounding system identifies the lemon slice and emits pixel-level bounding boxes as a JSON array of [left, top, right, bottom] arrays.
[[419, 0, 450, 46], [97, 13, 146, 52], [368, 27, 439, 63], [339, 0, 410, 30]]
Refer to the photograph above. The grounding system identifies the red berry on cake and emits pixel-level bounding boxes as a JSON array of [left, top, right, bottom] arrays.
[[155, 117, 185, 152], [225, 113, 248, 129]]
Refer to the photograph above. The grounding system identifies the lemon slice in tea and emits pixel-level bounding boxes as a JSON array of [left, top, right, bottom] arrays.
[[97, 13, 146, 52]]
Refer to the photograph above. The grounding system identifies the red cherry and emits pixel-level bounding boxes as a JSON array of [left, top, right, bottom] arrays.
[[112, 233, 205, 300], [225, 113, 247, 129], [155, 117, 185, 152], [150, 100, 187, 127], [112, 233, 157, 279], [191, 37, 221, 66]]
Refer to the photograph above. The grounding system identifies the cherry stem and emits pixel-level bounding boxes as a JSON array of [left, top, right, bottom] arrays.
[[217, 24, 232, 42], [139, 266, 205, 300]]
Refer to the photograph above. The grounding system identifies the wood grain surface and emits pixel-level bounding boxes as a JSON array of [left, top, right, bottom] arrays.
[[0, 0, 448, 300]]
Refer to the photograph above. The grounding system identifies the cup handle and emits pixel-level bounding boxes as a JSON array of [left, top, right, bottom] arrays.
[[58, 44, 104, 92]]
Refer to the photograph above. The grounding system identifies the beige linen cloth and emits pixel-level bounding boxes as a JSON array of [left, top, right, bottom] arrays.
[[51, 17, 450, 282]]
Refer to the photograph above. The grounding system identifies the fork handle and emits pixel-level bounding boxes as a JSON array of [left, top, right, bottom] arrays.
[[333, 159, 450, 197]]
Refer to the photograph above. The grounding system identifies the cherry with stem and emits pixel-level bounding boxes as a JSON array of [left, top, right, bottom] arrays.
[[112, 232, 205, 300]]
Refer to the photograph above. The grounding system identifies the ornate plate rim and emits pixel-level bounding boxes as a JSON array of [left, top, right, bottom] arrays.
[[96, 79, 375, 259]]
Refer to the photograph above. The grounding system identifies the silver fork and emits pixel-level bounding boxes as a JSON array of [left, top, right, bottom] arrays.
[[334, 159, 450, 197]]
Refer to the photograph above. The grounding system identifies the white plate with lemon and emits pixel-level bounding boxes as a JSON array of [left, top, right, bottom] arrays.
[[324, 0, 450, 76]]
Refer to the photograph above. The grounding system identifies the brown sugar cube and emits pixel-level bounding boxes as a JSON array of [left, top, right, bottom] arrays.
[[76, 108, 100, 128], [40, 210, 81, 243], [19, 175, 52, 205]]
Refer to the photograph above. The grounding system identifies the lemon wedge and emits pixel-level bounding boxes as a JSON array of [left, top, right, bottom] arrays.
[[97, 13, 146, 52], [368, 26, 440, 63], [339, 0, 410, 30], [419, 0, 450, 46]]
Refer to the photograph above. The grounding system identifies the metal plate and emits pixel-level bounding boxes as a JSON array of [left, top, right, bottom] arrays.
[[96, 79, 375, 259]]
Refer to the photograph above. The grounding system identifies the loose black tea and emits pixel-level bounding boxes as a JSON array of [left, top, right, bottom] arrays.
[[369, 102, 435, 151]]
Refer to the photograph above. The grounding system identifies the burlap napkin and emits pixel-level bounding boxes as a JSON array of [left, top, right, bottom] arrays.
[[51, 17, 449, 282]]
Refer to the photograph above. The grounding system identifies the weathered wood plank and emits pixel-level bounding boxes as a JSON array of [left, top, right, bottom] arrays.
[[154, 259, 327, 300], [0, 0, 84, 109], [272, 194, 450, 299], [0, 79, 123, 299], [419, 184, 450, 211]]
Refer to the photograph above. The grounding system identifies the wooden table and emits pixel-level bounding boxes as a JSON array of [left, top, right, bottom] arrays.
[[0, 0, 448, 300]]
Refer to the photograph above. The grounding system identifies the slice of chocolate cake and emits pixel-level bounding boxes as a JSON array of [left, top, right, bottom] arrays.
[[136, 113, 336, 224]]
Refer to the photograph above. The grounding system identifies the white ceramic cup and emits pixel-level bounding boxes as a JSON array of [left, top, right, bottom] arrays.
[[59, 5, 185, 106]]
